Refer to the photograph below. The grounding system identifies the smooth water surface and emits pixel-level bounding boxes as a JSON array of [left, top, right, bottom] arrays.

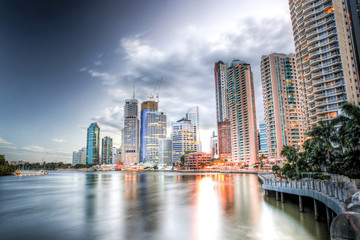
[[0, 171, 329, 240]]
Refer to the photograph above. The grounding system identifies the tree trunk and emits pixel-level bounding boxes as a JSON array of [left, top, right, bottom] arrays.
[[325, 150, 331, 173]]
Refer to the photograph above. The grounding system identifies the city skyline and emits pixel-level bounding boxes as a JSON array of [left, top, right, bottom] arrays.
[[0, 0, 297, 163]]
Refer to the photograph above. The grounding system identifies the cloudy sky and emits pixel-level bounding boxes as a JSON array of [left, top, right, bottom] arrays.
[[0, 0, 295, 163]]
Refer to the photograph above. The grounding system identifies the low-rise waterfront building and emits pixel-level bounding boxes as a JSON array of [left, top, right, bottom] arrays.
[[184, 152, 212, 170]]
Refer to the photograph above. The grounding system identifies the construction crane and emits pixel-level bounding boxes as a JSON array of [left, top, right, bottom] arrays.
[[147, 78, 163, 102], [155, 78, 163, 103]]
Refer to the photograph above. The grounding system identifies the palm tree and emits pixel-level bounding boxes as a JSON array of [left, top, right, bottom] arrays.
[[259, 154, 267, 169], [306, 120, 336, 172], [333, 103, 360, 151], [281, 145, 300, 174]]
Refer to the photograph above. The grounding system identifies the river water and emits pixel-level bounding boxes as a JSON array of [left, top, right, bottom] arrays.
[[0, 171, 329, 240]]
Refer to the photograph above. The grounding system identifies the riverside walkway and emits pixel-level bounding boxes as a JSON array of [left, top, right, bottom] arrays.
[[258, 173, 350, 214], [258, 173, 360, 239]]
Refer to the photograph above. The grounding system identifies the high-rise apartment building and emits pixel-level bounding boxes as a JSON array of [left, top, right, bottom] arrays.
[[101, 136, 113, 164], [217, 120, 232, 160], [289, 0, 360, 130], [158, 138, 172, 165], [214, 61, 232, 161], [123, 98, 140, 165], [215, 61, 230, 122], [258, 123, 268, 156], [72, 147, 86, 166], [145, 111, 167, 163], [140, 101, 158, 162], [227, 60, 259, 165], [86, 122, 100, 165], [261, 53, 304, 160], [171, 118, 201, 163]]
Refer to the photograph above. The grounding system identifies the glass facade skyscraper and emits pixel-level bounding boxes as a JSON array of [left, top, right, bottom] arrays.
[[86, 122, 100, 165], [140, 101, 158, 162], [101, 136, 113, 164]]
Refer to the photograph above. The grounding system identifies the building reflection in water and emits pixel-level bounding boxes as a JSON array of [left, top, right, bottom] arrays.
[[85, 173, 98, 218], [81, 172, 329, 240], [193, 177, 222, 240]]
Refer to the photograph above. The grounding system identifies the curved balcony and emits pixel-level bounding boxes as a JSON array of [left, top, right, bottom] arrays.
[[308, 39, 338, 54], [305, 11, 334, 28], [310, 51, 340, 67], [309, 42, 339, 60], [309, 108, 317, 117], [304, 8, 324, 22], [311, 58, 341, 72], [310, 63, 342, 76], [304, 70, 312, 78], [304, 0, 331, 12], [305, 77, 312, 84], [314, 93, 326, 100], [307, 15, 335, 33], [313, 82, 345, 94], [307, 29, 337, 47], [312, 74, 343, 88], [307, 22, 336, 40], [303, 0, 317, 9], [304, 2, 333, 20]]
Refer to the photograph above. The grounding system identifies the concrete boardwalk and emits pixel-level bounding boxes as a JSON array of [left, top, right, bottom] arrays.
[[258, 173, 347, 215]]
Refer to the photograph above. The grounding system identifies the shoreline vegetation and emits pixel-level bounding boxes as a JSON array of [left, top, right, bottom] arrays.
[[0, 155, 15, 176], [273, 103, 360, 181]]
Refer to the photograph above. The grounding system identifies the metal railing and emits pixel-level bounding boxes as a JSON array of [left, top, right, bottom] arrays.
[[259, 174, 352, 203]]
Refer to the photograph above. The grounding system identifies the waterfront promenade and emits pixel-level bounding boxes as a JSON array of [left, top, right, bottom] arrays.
[[258, 173, 360, 239]]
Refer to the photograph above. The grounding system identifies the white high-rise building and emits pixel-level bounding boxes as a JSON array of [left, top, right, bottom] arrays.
[[145, 111, 167, 163], [72, 147, 86, 166], [186, 106, 200, 142], [171, 118, 201, 163], [123, 97, 140, 165], [159, 138, 173, 165]]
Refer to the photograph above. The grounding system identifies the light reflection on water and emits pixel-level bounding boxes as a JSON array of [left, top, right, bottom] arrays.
[[0, 172, 329, 240]]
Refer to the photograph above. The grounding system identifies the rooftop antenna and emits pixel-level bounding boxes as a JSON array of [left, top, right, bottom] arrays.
[[156, 78, 163, 103], [133, 85, 136, 99]]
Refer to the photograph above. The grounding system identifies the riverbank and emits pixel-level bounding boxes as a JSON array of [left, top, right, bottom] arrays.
[[53, 168, 268, 174], [0, 171, 330, 240], [174, 169, 264, 174]]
